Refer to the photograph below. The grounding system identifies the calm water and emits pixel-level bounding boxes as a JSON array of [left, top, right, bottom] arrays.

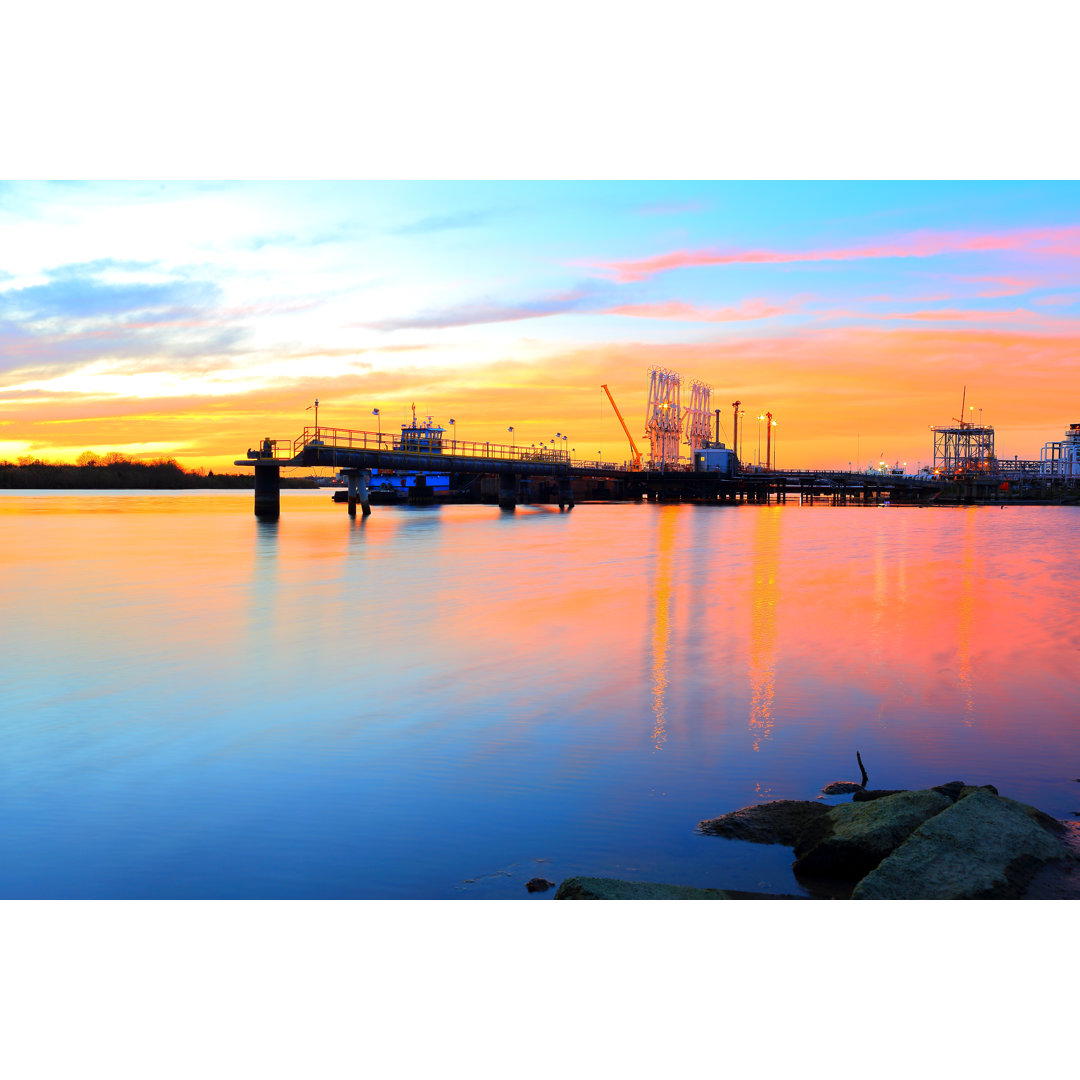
[[2, 490, 1078, 898]]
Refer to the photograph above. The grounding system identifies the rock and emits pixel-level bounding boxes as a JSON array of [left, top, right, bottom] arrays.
[[525, 877, 555, 893], [931, 781, 967, 801], [852, 789, 1067, 899], [553, 877, 803, 900], [957, 784, 999, 799], [822, 781, 864, 795], [851, 788, 909, 802], [1021, 822, 1080, 899], [792, 790, 953, 880], [698, 800, 832, 846]]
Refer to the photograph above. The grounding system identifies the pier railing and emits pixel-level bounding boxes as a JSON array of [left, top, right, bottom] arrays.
[[291, 425, 574, 464]]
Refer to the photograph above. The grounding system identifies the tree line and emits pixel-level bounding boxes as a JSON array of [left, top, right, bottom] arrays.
[[0, 454, 316, 489]]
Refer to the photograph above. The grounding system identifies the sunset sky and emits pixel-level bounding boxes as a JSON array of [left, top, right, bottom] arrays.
[[3, 180, 1079, 472]]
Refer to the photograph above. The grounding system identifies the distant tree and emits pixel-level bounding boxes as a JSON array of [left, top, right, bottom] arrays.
[[76, 450, 99, 466]]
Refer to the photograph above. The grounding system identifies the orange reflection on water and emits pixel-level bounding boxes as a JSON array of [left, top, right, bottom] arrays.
[[649, 508, 678, 751], [748, 507, 781, 751], [955, 510, 978, 725]]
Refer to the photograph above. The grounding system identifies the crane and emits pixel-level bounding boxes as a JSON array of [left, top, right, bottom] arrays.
[[601, 384, 644, 471], [952, 386, 968, 428]]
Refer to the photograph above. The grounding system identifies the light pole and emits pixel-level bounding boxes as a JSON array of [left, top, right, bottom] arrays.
[[757, 414, 764, 468], [372, 408, 381, 443], [771, 417, 777, 471], [508, 426, 515, 450], [449, 418, 456, 449], [307, 398, 320, 440]]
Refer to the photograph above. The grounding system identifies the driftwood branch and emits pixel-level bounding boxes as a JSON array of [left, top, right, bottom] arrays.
[[857, 751, 869, 788]]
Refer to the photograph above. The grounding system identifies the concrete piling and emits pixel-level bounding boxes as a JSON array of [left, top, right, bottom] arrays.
[[358, 469, 371, 516], [498, 472, 517, 510], [253, 464, 280, 520]]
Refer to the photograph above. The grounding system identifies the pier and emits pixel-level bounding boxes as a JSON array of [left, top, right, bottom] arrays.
[[236, 423, 1045, 519]]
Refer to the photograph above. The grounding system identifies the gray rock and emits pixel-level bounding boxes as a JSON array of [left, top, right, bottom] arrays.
[[957, 784, 999, 799], [792, 790, 953, 880], [698, 800, 832, 846], [931, 781, 967, 801], [553, 877, 803, 900], [852, 789, 1067, 899], [822, 781, 864, 795], [852, 788, 909, 802], [525, 877, 556, 893]]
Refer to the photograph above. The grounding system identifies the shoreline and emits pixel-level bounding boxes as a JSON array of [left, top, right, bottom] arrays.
[[555, 779, 1080, 900]]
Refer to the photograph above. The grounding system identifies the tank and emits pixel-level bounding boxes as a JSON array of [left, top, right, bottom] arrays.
[[694, 445, 735, 476]]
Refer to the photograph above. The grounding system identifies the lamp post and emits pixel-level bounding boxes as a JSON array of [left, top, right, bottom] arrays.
[[770, 417, 777, 471], [757, 414, 764, 468], [508, 426, 515, 451], [372, 408, 381, 444], [307, 398, 320, 440], [449, 418, 456, 450]]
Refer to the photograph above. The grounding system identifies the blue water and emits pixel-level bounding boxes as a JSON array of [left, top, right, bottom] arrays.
[[2, 490, 1078, 898]]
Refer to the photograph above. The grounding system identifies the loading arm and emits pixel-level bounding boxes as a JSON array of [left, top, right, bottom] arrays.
[[601, 384, 644, 471]]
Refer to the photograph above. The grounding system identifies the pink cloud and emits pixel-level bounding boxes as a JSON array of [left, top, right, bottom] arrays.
[[605, 298, 797, 323], [886, 308, 1035, 323], [815, 305, 1080, 331], [1032, 293, 1079, 306], [586, 226, 1080, 282], [953, 274, 1042, 298]]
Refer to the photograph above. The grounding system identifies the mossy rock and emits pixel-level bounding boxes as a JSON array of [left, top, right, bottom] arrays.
[[793, 790, 953, 881], [553, 877, 803, 900], [698, 800, 832, 846], [853, 789, 1067, 899]]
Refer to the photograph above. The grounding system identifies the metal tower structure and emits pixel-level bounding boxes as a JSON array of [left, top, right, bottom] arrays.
[[645, 368, 682, 469], [683, 380, 712, 456], [932, 423, 996, 477]]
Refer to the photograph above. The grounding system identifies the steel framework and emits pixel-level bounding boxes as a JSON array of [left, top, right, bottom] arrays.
[[645, 368, 682, 468], [932, 424, 997, 477], [683, 380, 712, 456]]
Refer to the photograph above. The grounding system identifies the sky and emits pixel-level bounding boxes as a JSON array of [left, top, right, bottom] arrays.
[[2, 179, 1080, 472]]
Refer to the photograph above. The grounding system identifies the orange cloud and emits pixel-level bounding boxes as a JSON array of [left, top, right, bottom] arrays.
[[586, 226, 1080, 282], [6, 321, 1079, 473]]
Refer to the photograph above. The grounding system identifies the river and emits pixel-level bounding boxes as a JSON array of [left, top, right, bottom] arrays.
[[2, 490, 1077, 898]]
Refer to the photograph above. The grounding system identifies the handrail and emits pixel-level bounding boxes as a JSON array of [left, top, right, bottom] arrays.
[[291, 426, 573, 464]]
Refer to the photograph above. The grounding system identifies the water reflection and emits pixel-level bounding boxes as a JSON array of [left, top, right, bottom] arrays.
[[748, 507, 781, 751], [956, 510, 978, 725], [4, 493, 1080, 898], [649, 508, 679, 751]]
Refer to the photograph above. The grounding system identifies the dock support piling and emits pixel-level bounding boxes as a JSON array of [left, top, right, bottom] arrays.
[[254, 463, 280, 520], [347, 472, 357, 516], [498, 472, 517, 510], [358, 469, 371, 516]]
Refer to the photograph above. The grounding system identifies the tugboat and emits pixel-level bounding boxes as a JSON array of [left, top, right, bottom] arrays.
[[331, 404, 451, 502], [398, 404, 446, 454]]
